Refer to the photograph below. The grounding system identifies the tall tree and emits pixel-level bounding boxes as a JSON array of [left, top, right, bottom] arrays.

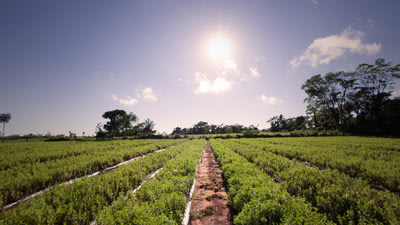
[[0, 113, 11, 141], [102, 110, 137, 137], [354, 58, 400, 132], [356, 58, 400, 97], [137, 118, 156, 137], [302, 58, 400, 134], [302, 74, 337, 129]]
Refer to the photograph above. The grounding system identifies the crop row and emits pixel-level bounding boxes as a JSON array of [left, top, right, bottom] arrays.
[[0, 139, 184, 208], [233, 137, 400, 192], [0, 139, 157, 171], [0, 140, 201, 224], [209, 139, 332, 224], [219, 139, 400, 224], [93, 139, 204, 224]]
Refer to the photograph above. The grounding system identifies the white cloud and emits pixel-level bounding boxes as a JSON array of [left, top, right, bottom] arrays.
[[112, 87, 157, 105], [259, 94, 282, 105], [142, 87, 157, 102], [224, 59, 237, 71], [112, 94, 139, 106], [311, 0, 319, 5], [368, 19, 375, 28], [194, 72, 233, 95], [290, 27, 381, 68], [249, 67, 261, 78], [392, 89, 400, 98]]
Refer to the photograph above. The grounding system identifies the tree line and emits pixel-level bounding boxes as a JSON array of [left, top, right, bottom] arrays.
[[2, 58, 399, 140], [171, 121, 259, 135], [269, 58, 400, 136]]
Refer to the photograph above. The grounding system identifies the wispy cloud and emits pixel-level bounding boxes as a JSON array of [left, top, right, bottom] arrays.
[[392, 89, 400, 98], [311, 0, 319, 5], [290, 27, 381, 68], [112, 94, 139, 106], [249, 67, 261, 78], [194, 72, 233, 95], [112, 87, 157, 105], [259, 94, 282, 105], [368, 19, 375, 28], [142, 87, 157, 102]]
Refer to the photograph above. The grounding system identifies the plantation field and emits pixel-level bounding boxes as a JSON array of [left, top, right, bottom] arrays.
[[211, 137, 400, 224], [1, 136, 399, 224], [0, 139, 185, 208]]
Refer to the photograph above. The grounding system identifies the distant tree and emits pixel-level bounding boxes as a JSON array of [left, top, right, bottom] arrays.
[[69, 131, 76, 139], [193, 121, 209, 134], [172, 127, 182, 135], [102, 109, 138, 137], [0, 113, 11, 141], [267, 114, 308, 132], [137, 118, 156, 137], [267, 114, 287, 132], [209, 124, 218, 134], [95, 123, 107, 140], [96, 110, 157, 138], [231, 124, 245, 133], [171, 122, 263, 135]]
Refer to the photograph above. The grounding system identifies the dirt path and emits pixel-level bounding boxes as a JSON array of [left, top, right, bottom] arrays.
[[189, 141, 232, 225]]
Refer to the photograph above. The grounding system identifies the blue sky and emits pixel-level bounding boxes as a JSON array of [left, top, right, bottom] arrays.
[[1, 0, 400, 135]]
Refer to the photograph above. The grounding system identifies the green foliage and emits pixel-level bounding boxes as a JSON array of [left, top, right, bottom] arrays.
[[96, 109, 157, 138], [0, 139, 185, 208], [221, 137, 400, 224], [241, 137, 400, 192], [210, 139, 332, 224], [102, 109, 137, 137], [0, 140, 198, 224], [241, 129, 260, 137], [0, 113, 11, 141], [268, 114, 307, 132], [95, 139, 204, 224], [301, 58, 400, 135], [171, 122, 259, 135]]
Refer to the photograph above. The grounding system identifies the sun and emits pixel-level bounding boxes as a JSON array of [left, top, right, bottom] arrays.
[[207, 36, 231, 60]]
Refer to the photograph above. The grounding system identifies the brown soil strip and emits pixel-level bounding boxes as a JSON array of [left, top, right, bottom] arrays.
[[189, 141, 232, 225]]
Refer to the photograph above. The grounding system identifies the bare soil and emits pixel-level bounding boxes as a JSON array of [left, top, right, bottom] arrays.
[[189, 141, 232, 225]]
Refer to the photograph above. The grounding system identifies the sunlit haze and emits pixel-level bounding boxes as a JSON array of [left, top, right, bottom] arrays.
[[1, 1, 400, 135], [208, 36, 231, 61]]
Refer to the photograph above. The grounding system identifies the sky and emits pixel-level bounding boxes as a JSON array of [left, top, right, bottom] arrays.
[[1, 0, 400, 135]]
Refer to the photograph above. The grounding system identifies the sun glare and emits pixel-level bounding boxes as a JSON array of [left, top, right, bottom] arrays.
[[207, 36, 231, 60]]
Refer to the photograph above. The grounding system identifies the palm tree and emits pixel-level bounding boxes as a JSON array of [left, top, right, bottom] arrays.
[[0, 113, 11, 142]]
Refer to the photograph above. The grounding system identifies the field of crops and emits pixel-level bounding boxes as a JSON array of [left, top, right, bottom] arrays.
[[0, 139, 185, 208], [211, 137, 400, 224], [1, 136, 399, 224]]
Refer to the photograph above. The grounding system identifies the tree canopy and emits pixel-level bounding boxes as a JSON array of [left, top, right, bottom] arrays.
[[0, 113, 11, 141], [267, 58, 400, 136], [291, 58, 400, 135], [96, 109, 156, 139]]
